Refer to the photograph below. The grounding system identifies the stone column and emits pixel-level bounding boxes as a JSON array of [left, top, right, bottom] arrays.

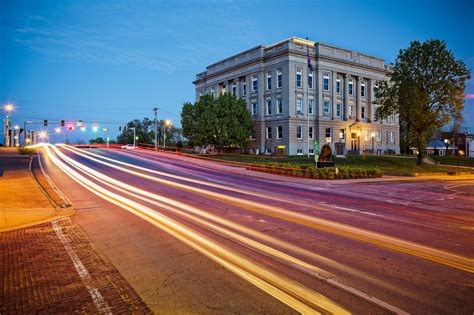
[[343, 74, 349, 121], [367, 79, 372, 123], [258, 70, 266, 153], [317, 68, 323, 118], [356, 76, 361, 122], [331, 71, 337, 120]]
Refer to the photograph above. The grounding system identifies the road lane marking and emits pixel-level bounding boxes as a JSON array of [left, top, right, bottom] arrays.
[[52, 218, 111, 314], [45, 144, 349, 314], [59, 145, 474, 273], [51, 144, 412, 313]]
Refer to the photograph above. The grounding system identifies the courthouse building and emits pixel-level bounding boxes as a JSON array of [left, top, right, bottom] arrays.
[[193, 37, 400, 156]]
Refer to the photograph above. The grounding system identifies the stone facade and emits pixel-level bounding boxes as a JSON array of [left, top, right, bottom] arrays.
[[194, 37, 400, 156]]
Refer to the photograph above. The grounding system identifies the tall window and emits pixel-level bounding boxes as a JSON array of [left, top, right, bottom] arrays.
[[296, 68, 302, 88], [325, 128, 332, 143], [252, 103, 258, 116], [277, 126, 283, 139], [323, 100, 330, 116], [296, 98, 303, 114], [361, 80, 366, 98], [232, 82, 236, 96], [242, 81, 247, 96], [348, 79, 354, 95], [296, 126, 302, 139], [308, 71, 314, 89], [210, 87, 215, 96], [376, 130, 381, 142], [336, 78, 341, 94], [336, 103, 342, 117], [308, 99, 314, 115], [250, 128, 256, 140], [390, 131, 395, 143], [364, 130, 370, 141], [266, 127, 272, 140], [323, 73, 330, 91], [361, 106, 366, 119], [251, 75, 258, 92], [266, 72, 272, 90], [266, 100, 272, 115], [308, 126, 313, 139], [277, 99, 283, 114], [277, 69, 282, 88], [339, 129, 345, 140]]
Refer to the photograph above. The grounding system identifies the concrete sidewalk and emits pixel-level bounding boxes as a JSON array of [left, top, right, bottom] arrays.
[[0, 150, 151, 313], [0, 153, 72, 232]]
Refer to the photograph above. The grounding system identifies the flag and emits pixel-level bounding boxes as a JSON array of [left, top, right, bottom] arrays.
[[306, 37, 313, 71]]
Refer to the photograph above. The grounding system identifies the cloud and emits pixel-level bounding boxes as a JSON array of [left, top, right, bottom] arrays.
[[466, 94, 474, 99], [3, 1, 258, 73]]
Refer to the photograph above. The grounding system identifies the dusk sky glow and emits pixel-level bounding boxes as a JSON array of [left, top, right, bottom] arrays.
[[1, 0, 473, 143]]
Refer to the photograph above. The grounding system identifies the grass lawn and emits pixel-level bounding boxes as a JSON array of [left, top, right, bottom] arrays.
[[430, 155, 474, 167], [197, 154, 472, 175]]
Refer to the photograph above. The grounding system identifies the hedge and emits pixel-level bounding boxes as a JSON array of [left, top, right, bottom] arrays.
[[246, 164, 383, 179]]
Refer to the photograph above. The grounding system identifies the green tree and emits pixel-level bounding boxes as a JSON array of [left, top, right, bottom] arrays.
[[117, 117, 183, 146], [89, 137, 105, 144], [375, 39, 470, 165], [181, 93, 252, 151]]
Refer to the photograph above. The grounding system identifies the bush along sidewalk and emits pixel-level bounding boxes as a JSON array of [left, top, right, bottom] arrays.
[[246, 164, 383, 179]]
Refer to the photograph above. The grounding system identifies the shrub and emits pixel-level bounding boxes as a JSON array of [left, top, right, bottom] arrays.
[[18, 148, 34, 155]]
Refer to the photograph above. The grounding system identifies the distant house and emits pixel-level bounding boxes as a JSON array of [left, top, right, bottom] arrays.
[[425, 139, 457, 156]]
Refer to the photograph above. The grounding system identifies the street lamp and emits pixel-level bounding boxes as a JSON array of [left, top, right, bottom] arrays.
[[163, 120, 172, 149], [3, 103, 14, 147], [444, 138, 450, 162], [38, 131, 48, 143]]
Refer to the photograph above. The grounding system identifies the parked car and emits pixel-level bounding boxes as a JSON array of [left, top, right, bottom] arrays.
[[121, 144, 135, 150]]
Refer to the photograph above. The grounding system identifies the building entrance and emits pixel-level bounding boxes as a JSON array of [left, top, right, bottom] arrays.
[[351, 133, 358, 151]]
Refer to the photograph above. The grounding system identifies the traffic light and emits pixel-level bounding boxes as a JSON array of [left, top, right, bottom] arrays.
[[119, 126, 121, 131], [67, 126, 75, 131], [44, 120, 48, 126], [61, 120, 65, 127]]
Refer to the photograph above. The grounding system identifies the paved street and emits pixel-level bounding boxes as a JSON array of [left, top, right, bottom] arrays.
[[39, 144, 474, 314]]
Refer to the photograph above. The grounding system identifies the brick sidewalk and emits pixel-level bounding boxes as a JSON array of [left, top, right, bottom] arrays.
[[0, 217, 151, 314]]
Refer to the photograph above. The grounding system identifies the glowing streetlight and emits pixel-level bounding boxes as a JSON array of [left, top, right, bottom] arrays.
[[163, 120, 172, 149], [92, 124, 98, 132], [14, 125, 20, 130], [38, 131, 48, 143], [3, 103, 14, 113], [80, 126, 86, 132], [55, 127, 66, 143]]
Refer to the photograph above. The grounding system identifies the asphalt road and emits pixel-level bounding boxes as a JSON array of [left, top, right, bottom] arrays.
[[39, 144, 474, 314]]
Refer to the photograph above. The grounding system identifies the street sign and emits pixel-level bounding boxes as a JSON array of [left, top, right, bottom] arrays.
[[313, 140, 320, 155]]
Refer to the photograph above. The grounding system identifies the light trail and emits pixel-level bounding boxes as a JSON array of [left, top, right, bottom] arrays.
[[43, 144, 349, 314], [68, 145, 473, 229], [49, 144, 411, 313], [58, 145, 474, 273]]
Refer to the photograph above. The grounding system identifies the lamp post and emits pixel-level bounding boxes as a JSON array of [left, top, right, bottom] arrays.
[[357, 130, 361, 154], [163, 120, 172, 149], [444, 138, 450, 162], [129, 127, 136, 148], [371, 132, 375, 153], [3, 103, 14, 147]]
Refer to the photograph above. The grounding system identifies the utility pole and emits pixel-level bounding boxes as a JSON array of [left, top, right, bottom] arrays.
[[153, 107, 159, 151], [130, 127, 136, 148]]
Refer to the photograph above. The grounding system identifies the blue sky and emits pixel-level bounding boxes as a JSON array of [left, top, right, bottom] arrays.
[[1, 0, 473, 143]]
